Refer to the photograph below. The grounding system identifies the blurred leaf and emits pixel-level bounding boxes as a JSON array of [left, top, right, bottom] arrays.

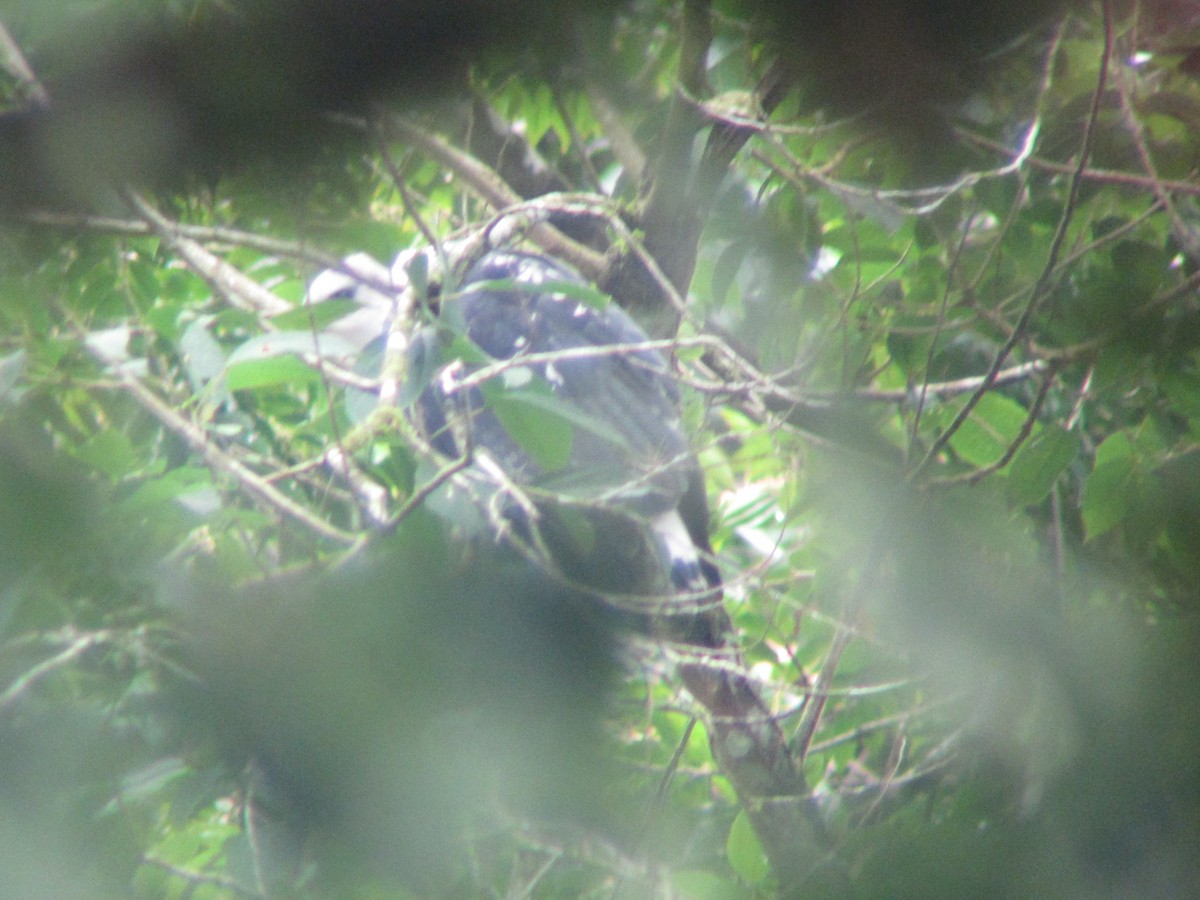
[[1083, 432, 1137, 540], [271, 296, 360, 331], [948, 392, 1031, 468], [727, 810, 770, 885], [226, 354, 320, 392], [71, 429, 139, 481], [99, 757, 190, 816], [670, 869, 746, 899], [227, 331, 356, 367], [484, 379, 575, 472], [178, 317, 226, 391], [468, 276, 611, 310], [1007, 424, 1081, 505], [711, 241, 747, 308]]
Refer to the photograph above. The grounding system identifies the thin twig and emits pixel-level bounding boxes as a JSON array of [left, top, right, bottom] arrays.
[[122, 190, 294, 317], [0, 18, 49, 107], [807, 695, 958, 755], [21, 210, 336, 265], [1113, 42, 1200, 259], [958, 128, 1200, 199], [0, 629, 112, 714], [383, 116, 606, 278], [383, 454, 472, 529], [930, 361, 1062, 487], [837, 361, 1050, 402], [912, 3, 1113, 479], [141, 855, 261, 898], [93, 363, 356, 545]]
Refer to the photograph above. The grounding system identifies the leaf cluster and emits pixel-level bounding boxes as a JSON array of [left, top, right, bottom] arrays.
[[0, 2, 1199, 897]]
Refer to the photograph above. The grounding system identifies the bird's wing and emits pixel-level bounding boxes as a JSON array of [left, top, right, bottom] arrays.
[[444, 251, 691, 512]]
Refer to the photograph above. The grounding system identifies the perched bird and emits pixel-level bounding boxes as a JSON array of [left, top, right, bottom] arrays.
[[310, 244, 806, 806], [413, 250, 722, 607], [310, 247, 723, 625], [412, 250, 804, 802]]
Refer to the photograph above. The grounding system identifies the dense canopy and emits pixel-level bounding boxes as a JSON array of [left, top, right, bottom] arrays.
[[0, 1, 1198, 897]]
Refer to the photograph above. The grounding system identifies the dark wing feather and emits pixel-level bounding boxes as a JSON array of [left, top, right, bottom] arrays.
[[424, 251, 691, 514]]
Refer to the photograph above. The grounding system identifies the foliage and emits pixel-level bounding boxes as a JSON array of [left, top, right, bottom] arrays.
[[1, 1, 1199, 897]]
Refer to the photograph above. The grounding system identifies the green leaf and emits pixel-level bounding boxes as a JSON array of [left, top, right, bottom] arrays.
[[224, 331, 358, 391], [226, 354, 320, 392], [408, 249, 430, 300], [1111, 240, 1169, 297], [480, 366, 630, 458], [1007, 425, 1081, 505], [0, 348, 26, 403], [72, 429, 139, 481], [116, 466, 213, 516], [1082, 433, 1137, 540], [485, 382, 575, 472], [1094, 430, 1134, 467], [271, 296, 360, 331], [670, 869, 746, 899], [228, 331, 357, 366], [726, 810, 770, 885], [99, 757, 190, 816], [948, 393, 1031, 468]]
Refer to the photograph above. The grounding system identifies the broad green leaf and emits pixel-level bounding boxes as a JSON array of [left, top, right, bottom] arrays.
[[224, 330, 358, 391], [482, 369, 630, 452], [711, 240, 747, 307], [400, 328, 442, 405], [486, 384, 575, 472], [1007, 425, 1081, 505], [0, 348, 27, 403], [116, 466, 213, 515], [1082, 468, 1132, 542], [99, 757, 190, 815], [128, 257, 162, 304], [407, 248, 430, 300], [226, 354, 320, 392], [1111, 240, 1169, 297], [1082, 434, 1138, 540], [1094, 430, 1134, 467], [727, 810, 770, 885], [948, 393, 1032, 468], [72, 428, 139, 481], [886, 320, 935, 376], [227, 330, 357, 366]]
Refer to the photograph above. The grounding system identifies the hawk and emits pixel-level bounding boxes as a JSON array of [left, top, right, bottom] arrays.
[[309, 244, 805, 804], [312, 247, 725, 640]]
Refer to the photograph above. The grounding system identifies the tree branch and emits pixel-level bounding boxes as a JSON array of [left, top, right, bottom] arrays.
[[0, 18, 49, 108], [122, 190, 295, 317], [94, 363, 356, 546], [913, 3, 1114, 479], [384, 116, 606, 278], [0, 629, 112, 714]]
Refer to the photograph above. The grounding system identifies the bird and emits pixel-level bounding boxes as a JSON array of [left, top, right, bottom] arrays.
[[414, 250, 722, 607], [310, 247, 724, 629], [309, 244, 806, 801], [419, 250, 806, 800]]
